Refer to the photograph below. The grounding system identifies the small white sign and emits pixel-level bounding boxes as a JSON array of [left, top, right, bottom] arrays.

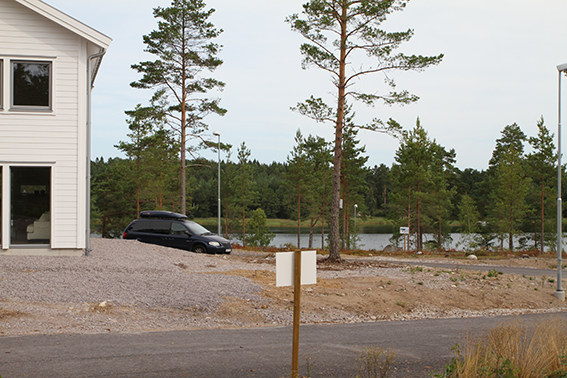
[[400, 227, 410, 235], [276, 251, 317, 287]]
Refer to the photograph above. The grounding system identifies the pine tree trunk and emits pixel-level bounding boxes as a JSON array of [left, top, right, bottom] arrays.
[[540, 181, 545, 252], [309, 219, 314, 249], [328, 5, 347, 263], [297, 180, 301, 248], [242, 167, 246, 246], [416, 198, 422, 251], [180, 35, 187, 215]]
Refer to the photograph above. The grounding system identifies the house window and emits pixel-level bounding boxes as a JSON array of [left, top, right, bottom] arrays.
[[11, 167, 51, 246], [11, 61, 51, 109]]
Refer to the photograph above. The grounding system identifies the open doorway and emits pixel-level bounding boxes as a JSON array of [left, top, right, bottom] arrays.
[[10, 167, 51, 245]]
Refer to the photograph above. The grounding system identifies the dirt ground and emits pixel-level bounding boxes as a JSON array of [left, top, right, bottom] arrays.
[[213, 253, 567, 327]]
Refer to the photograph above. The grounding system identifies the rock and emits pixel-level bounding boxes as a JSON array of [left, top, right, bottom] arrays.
[[383, 245, 400, 253], [467, 254, 478, 260], [522, 254, 530, 259]]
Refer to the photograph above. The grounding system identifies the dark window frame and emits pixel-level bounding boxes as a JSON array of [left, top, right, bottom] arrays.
[[10, 60, 52, 111]]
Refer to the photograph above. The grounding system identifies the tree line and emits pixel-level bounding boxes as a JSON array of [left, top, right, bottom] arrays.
[[91, 116, 564, 253]]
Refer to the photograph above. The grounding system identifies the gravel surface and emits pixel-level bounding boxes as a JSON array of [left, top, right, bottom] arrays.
[[1, 239, 566, 336], [0, 239, 263, 328]]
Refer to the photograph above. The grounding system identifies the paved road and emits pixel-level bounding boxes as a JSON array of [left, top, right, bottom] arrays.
[[1, 312, 566, 377]]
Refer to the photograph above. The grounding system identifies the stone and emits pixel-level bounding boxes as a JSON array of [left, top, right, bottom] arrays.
[[383, 244, 400, 253], [467, 254, 478, 260]]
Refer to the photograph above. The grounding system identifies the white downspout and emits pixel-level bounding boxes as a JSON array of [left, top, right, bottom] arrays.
[[85, 49, 106, 256]]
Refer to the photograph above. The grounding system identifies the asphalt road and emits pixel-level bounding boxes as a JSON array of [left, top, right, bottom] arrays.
[[1, 312, 566, 378]]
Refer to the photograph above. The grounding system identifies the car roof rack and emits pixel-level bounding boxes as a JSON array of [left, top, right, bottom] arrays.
[[139, 210, 188, 220]]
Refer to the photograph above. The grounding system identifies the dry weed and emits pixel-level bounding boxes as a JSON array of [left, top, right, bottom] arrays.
[[355, 346, 397, 378], [436, 317, 567, 377]]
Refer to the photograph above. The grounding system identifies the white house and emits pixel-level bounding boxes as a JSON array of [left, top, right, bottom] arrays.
[[0, 0, 111, 255]]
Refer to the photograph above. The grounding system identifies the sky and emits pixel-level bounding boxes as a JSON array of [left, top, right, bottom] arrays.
[[45, 0, 567, 171]]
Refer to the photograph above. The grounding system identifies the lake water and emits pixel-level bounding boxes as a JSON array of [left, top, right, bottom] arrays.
[[269, 233, 467, 250], [267, 233, 562, 251]]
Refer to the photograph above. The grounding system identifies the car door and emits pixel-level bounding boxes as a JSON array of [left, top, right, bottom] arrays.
[[142, 220, 172, 247], [167, 222, 194, 251]]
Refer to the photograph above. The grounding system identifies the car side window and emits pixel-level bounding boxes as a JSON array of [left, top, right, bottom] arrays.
[[170, 222, 188, 236], [129, 220, 152, 232], [150, 221, 171, 235]]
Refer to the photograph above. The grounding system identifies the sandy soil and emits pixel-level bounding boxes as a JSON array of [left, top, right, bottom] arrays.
[[214, 253, 567, 327]]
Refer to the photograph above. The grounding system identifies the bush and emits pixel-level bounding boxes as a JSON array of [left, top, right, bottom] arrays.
[[244, 208, 275, 247]]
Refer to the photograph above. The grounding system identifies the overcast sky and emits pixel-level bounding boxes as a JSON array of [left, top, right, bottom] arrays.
[[46, 0, 567, 170]]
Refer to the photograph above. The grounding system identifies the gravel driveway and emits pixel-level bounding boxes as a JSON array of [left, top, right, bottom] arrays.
[[0, 239, 265, 311]]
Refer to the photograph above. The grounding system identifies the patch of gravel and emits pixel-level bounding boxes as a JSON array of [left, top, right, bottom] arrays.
[[0, 238, 263, 312]]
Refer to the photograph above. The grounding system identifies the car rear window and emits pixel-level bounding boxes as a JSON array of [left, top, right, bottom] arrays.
[[129, 220, 171, 235]]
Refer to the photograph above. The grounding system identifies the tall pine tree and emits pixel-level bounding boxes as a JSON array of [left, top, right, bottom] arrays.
[[288, 0, 443, 261], [131, 0, 226, 214]]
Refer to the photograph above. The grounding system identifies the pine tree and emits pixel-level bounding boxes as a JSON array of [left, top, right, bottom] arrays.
[[341, 127, 369, 250], [235, 142, 258, 246], [285, 131, 309, 248], [389, 119, 454, 251], [287, 0, 443, 261], [131, 0, 226, 214], [301, 134, 333, 249], [527, 117, 557, 252], [490, 146, 532, 251]]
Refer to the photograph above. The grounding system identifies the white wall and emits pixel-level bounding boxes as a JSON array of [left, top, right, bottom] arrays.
[[0, 0, 89, 249]]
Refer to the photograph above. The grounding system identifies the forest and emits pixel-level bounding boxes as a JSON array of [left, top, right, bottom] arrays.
[[91, 116, 564, 253]]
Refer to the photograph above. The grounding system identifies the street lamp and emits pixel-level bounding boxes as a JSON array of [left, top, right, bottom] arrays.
[[354, 204, 358, 229], [555, 63, 567, 301], [213, 131, 221, 236]]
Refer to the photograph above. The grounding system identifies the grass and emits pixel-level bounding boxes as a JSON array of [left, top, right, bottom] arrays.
[[435, 317, 567, 377]]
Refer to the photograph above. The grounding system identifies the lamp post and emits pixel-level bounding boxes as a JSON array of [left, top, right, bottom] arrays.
[[213, 131, 221, 236], [354, 204, 358, 229], [555, 63, 567, 301]]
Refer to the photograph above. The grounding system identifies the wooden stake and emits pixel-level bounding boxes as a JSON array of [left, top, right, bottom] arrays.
[[291, 249, 302, 378]]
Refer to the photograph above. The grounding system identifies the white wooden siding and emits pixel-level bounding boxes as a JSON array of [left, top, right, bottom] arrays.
[[0, 0, 90, 249]]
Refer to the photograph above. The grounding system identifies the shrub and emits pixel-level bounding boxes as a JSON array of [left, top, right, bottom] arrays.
[[244, 208, 275, 247]]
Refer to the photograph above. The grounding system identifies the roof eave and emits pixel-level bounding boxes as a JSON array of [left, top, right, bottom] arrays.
[[14, 0, 112, 49]]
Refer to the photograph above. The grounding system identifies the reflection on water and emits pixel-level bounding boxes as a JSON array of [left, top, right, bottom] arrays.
[[271, 233, 393, 250], [270, 233, 561, 251]]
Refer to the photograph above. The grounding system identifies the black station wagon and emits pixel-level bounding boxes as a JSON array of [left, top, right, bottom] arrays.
[[123, 211, 232, 254]]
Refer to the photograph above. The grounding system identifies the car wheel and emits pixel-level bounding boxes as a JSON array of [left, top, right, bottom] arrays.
[[192, 244, 207, 254]]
